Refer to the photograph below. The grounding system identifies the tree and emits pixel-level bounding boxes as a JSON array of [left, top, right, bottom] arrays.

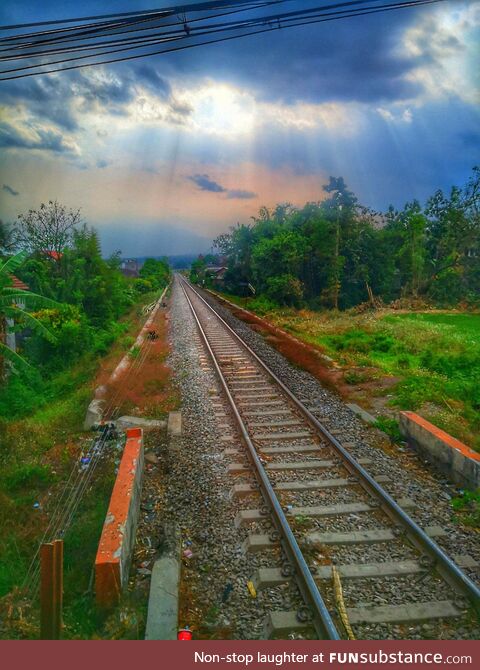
[[139, 258, 170, 289], [0, 220, 17, 254], [0, 251, 57, 371], [195, 169, 479, 310], [190, 257, 206, 284], [15, 200, 81, 255]]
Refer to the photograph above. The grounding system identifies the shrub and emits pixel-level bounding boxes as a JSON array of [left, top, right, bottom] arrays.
[[248, 295, 278, 314], [265, 274, 304, 307]]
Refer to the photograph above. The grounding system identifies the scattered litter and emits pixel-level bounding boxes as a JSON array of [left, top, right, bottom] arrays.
[[33, 502, 41, 510], [177, 626, 192, 640], [247, 581, 257, 598], [137, 567, 152, 576], [141, 502, 155, 511], [81, 456, 91, 464], [183, 549, 193, 559], [184, 540, 192, 547]]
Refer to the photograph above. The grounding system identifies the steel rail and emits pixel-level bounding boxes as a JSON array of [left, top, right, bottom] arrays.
[[180, 275, 480, 615], [180, 278, 341, 640]]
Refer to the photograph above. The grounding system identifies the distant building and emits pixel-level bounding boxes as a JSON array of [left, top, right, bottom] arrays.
[[120, 258, 140, 278], [41, 250, 63, 261], [205, 266, 227, 287]]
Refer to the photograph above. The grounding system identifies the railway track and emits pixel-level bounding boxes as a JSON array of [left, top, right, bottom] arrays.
[[179, 275, 480, 640]]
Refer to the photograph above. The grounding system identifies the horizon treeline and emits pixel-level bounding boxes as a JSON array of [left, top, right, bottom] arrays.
[[192, 168, 480, 310]]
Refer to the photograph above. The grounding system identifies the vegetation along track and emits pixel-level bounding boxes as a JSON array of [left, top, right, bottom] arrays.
[[179, 275, 480, 640]]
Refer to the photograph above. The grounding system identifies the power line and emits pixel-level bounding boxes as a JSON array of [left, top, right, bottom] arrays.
[[0, 1, 277, 32], [0, 0, 446, 81]]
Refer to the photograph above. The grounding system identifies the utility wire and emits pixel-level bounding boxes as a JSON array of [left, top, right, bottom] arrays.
[[0, 2, 278, 51], [0, 0, 446, 81], [23, 300, 162, 598], [0, 0, 277, 32]]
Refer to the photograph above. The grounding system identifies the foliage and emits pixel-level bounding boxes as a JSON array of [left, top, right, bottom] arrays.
[[374, 416, 403, 443], [0, 251, 59, 371], [0, 204, 154, 417], [451, 489, 480, 529], [202, 168, 479, 308], [138, 257, 170, 291]]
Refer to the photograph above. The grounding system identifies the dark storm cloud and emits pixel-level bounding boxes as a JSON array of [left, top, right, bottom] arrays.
[[148, 4, 430, 106], [134, 64, 172, 100], [0, 77, 79, 131], [2, 183, 19, 196], [189, 173, 226, 193], [0, 2, 467, 110], [188, 174, 257, 199], [0, 121, 75, 154]]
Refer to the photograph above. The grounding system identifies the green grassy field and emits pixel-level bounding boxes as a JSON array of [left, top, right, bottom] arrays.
[[214, 290, 480, 452], [288, 310, 479, 450]]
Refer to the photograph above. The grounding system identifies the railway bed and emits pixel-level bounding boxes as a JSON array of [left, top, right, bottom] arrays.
[[177, 275, 480, 640]]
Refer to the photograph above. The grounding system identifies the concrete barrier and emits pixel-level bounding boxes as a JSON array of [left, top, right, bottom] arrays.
[[95, 428, 144, 609], [145, 556, 180, 640], [399, 411, 480, 489]]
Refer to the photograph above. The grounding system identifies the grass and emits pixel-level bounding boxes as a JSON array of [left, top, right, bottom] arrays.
[[215, 293, 480, 451], [0, 288, 170, 637], [374, 416, 403, 444], [451, 489, 480, 529]]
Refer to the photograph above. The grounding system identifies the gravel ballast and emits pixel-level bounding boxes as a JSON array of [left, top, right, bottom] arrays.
[[163, 277, 480, 640]]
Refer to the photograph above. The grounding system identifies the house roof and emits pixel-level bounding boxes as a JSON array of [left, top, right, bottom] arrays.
[[205, 266, 227, 274], [10, 275, 29, 291], [42, 250, 63, 261]]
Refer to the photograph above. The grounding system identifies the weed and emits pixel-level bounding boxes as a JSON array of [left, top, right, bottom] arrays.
[[344, 370, 370, 385], [120, 335, 135, 350], [451, 490, 480, 529], [374, 416, 403, 443]]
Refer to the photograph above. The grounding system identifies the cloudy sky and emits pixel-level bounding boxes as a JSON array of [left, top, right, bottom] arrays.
[[0, 1, 478, 255]]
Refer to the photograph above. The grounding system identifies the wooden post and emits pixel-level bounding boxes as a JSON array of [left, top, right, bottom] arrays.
[[53, 540, 63, 637], [40, 540, 63, 639]]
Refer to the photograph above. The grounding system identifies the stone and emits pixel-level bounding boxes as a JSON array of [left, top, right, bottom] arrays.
[[84, 398, 105, 430]]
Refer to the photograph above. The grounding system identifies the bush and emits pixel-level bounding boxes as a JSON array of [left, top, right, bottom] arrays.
[[134, 278, 153, 294], [265, 274, 304, 306], [248, 296, 278, 315], [24, 305, 93, 371], [0, 368, 45, 417]]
